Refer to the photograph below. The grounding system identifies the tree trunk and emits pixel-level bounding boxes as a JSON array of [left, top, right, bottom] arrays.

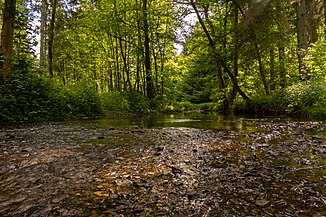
[[295, 0, 309, 80], [269, 48, 275, 91], [48, 0, 58, 77], [119, 38, 127, 91], [254, 41, 269, 94], [190, 0, 250, 102], [135, 0, 142, 92], [278, 46, 286, 88], [0, 0, 16, 82], [276, 1, 286, 89], [230, 3, 239, 108], [143, 0, 153, 98], [40, 0, 48, 73], [126, 40, 132, 91], [324, 0, 326, 34], [115, 37, 120, 91], [152, 47, 159, 94]]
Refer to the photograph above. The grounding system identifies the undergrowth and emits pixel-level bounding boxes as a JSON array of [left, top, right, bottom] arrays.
[[0, 71, 101, 122], [100, 91, 161, 113], [234, 81, 326, 119], [164, 101, 220, 112]]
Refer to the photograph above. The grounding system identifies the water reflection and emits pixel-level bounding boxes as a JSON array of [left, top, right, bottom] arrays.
[[84, 112, 258, 132]]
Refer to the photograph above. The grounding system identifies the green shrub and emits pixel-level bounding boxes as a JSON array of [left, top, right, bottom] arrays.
[[100, 92, 129, 112], [286, 82, 326, 118], [234, 81, 326, 119], [163, 101, 219, 112], [234, 91, 287, 115], [308, 101, 326, 119], [0, 72, 102, 122], [124, 91, 150, 112], [68, 81, 102, 115], [100, 91, 154, 113]]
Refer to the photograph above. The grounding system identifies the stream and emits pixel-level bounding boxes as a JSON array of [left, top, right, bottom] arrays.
[[0, 113, 325, 216]]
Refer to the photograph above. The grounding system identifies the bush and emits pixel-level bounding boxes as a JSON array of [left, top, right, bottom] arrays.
[[0, 72, 102, 122], [286, 82, 326, 118], [163, 101, 219, 112], [68, 81, 102, 116], [234, 81, 326, 119], [234, 91, 287, 115], [100, 91, 154, 113]]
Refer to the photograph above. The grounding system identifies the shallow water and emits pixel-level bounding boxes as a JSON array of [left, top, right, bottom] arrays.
[[71, 113, 263, 132], [0, 113, 325, 216]]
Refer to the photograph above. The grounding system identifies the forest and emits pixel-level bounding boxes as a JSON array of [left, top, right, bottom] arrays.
[[1, 0, 326, 121], [1, 1, 326, 216]]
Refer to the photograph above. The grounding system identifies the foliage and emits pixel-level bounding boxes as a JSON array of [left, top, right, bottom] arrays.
[[286, 82, 326, 119], [100, 91, 159, 113], [51, 0, 178, 97], [306, 39, 326, 80], [0, 68, 102, 122], [3, 0, 326, 121], [164, 101, 219, 112], [181, 52, 217, 104], [234, 81, 326, 120]]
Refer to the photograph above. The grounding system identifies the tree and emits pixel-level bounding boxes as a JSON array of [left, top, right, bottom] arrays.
[[324, 0, 326, 34], [143, 0, 153, 98], [0, 0, 16, 82], [40, 0, 48, 73], [189, 0, 250, 102], [48, 0, 58, 77], [295, 0, 309, 80]]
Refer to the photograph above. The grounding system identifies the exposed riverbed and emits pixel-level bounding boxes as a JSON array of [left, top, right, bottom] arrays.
[[0, 113, 325, 216]]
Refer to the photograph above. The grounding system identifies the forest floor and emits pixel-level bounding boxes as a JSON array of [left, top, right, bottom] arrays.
[[0, 120, 326, 216]]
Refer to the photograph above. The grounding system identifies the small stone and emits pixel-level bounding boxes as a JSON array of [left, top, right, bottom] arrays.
[[187, 192, 198, 200], [255, 199, 270, 207], [170, 166, 182, 175]]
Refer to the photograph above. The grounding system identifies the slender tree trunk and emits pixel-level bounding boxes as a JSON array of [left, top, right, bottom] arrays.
[[0, 1, 3, 35], [142, 62, 146, 95], [115, 37, 120, 91], [276, 1, 286, 89], [269, 48, 275, 91], [230, 3, 239, 108], [190, 0, 250, 102], [135, 0, 142, 92], [104, 40, 114, 91], [107, 34, 115, 91], [40, 0, 48, 73], [0, 0, 16, 82], [306, 0, 318, 44], [221, 4, 229, 112], [48, 0, 57, 77], [279, 46, 286, 88], [324, 0, 326, 34], [217, 64, 228, 110], [119, 38, 127, 91], [143, 0, 153, 98], [254, 41, 269, 94], [295, 0, 309, 80], [135, 54, 140, 92], [109, 61, 113, 91], [126, 41, 132, 91], [152, 47, 159, 94], [159, 23, 168, 96]]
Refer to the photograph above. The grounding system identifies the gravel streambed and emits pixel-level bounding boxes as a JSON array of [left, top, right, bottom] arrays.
[[0, 120, 325, 216]]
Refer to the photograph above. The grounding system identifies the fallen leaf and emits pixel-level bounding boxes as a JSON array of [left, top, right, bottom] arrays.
[[255, 199, 270, 207]]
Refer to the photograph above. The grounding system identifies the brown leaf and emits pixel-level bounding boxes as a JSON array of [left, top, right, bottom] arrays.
[[255, 199, 270, 207]]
